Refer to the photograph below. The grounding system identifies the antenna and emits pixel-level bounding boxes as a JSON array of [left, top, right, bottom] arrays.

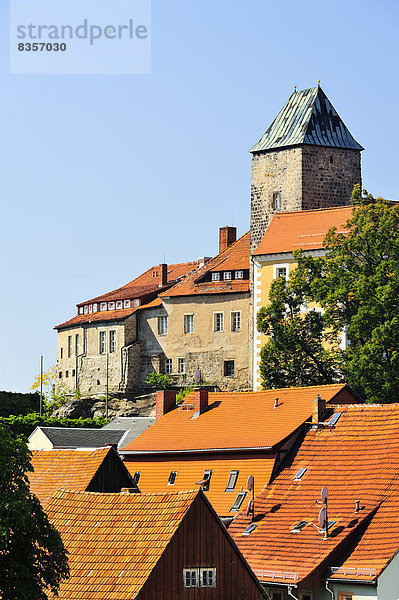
[[315, 486, 329, 539], [246, 475, 254, 491], [246, 475, 255, 521], [294, 84, 297, 92], [318, 506, 327, 528], [321, 486, 328, 503], [194, 368, 201, 386]]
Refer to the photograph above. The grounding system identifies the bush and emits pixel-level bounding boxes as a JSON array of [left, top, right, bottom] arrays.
[[0, 391, 40, 417], [176, 386, 193, 403], [0, 413, 108, 438], [144, 371, 172, 389]]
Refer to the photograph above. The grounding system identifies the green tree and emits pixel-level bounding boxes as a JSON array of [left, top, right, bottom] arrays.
[[0, 425, 69, 599], [257, 187, 399, 403]]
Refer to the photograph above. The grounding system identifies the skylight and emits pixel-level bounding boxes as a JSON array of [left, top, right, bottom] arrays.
[[225, 470, 239, 491], [167, 471, 177, 485], [291, 520, 308, 533], [231, 491, 247, 512], [294, 467, 307, 481], [242, 523, 258, 536], [328, 412, 342, 427]]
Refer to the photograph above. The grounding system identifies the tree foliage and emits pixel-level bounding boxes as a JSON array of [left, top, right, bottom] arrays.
[[257, 187, 399, 403], [0, 425, 69, 599], [0, 413, 108, 438]]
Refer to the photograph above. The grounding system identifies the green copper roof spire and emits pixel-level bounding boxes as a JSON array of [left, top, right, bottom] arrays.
[[250, 86, 363, 153]]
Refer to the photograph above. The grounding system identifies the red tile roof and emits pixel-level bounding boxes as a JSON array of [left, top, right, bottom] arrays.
[[253, 206, 353, 256], [161, 232, 250, 297], [29, 447, 111, 507], [121, 384, 353, 453], [229, 403, 399, 585], [55, 306, 139, 329], [46, 489, 199, 599]]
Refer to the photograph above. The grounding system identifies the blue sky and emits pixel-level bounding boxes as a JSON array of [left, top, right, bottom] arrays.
[[1, 0, 398, 392]]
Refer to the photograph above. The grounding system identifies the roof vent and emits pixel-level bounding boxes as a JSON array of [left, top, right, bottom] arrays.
[[355, 500, 361, 512], [273, 397, 279, 409]]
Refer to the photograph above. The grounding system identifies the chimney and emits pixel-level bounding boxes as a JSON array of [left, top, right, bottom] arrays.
[[159, 263, 168, 287], [156, 390, 176, 420], [192, 389, 208, 418], [312, 394, 327, 424], [219, 226, 237, 254]]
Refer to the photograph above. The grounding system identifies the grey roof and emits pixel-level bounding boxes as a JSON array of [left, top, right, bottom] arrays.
[[33, 427, 127, 448], [250, 86, 363, 153], [103, 417, 156, 448]]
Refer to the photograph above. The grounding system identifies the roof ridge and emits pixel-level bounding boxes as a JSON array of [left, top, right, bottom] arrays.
[[272, 205, 353, 217]]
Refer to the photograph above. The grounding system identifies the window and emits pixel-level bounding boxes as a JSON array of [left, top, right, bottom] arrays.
[[201, 470, 212, 491], [300, 594, 312, 600], [291, 520, 308, 533], [200, 568, 216, 588], [108, 302, 115, 310], [72, 369, 75, 377], [224, 360, 235, 376], [133, 299, 140, 307], [235, 270, 244, 279], [65, 370, 69, 378], [60, 347, 63, 359], [158, 316, 168, 335], [79, 307, 83, 315], [178, 358, 185, 374], [99, 331, 106, 354], [231, 311, 241, 331], [184, 314, 194, 334], [231, 491, 246, 511], [167, 471, 177, 485], [338, 595, 353, 600], [212, 272, 220, 281], [109, 330, 116, 353], [100, 302, 107, 311], [84, 305, 88, 314], [116, 300, 122, 309], [75, 334, 79, 356], [132, 472, 141, 485], [225, 470, 239, 491], [223, 271, 232, 280], [273, 263, 289, 280], [294, 467, 307, 480], [93, 303, 97, 312], [242, 523, 258, 535], [59, 371, 62, 379], [214, 312, 224, 332], [124, 299, 131, 308], [89, 304, 93, 314], [183, 569, 198, 588], [68, 336, 72, 358], [165, 358, 172, 374], [273, 191, 281, 210]]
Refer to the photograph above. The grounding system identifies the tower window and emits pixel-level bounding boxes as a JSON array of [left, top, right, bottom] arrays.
[[330, 156, 334, 164], [273, 192, 281, 210], [224, 360, 235, 376]]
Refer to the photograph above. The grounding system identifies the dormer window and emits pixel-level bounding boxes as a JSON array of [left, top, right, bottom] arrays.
[[133, 299, 140, 307], [124, 300, 131, 308], [89, 305, 93, 314], [108, 302, 115, 310], [116, 301, 123, 310], [212, 272, 220, 281], [84, 306, 88, 314], [235, 271, 243, 279], [79, 307, 83, 315], [93, 304, 97, 312], [223, 272, 232, 280], [100, 302, 107, 311]]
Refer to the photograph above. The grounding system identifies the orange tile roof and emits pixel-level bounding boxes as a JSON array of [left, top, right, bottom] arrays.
[[124, 454, 275, 517], [29, 447, 110, 507], [253, 206, 353, 256], [121, 384, 352, 453], [46, 489, 199, 600], [161, 232, 250, 297], [229, 404, 399, 585]]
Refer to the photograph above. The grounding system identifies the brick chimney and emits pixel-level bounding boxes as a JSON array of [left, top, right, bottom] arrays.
[[219, 226, 237, 254], [192, 389, 208, 418], [312, 394, 327, 424], [156, 390, 176, 420], [159, 263, 168, 287]]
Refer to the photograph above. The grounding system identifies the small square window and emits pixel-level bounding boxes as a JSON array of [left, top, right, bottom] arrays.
[[231, 311, 241, 332], [200, 568, 216, 588], [124, 299, 131, 309], [183, 569, 198, 588], [212, 272, 220, 281], [225, 470, 239, 491], [158, 316, 168, 335], [273, 192, 281, 210], [167, 471, 177, 485], [133, 299, 140, 307], [108, 302, 115, 310], [84, 305, 88, 314], [165, 358, 172, 374], [214, 312, 224, 332], [235, 270, 243, 279], [79, 307, 83, 315], [100, 302, 107, 311], [116, 301, 123, 310], [178, 358, 185, 374], [184, 314, 194, 334], [273, 264, 289, 280], [223, 271, 232, 280], [93, 303, 97, 312], [224, 360, 235, 377]]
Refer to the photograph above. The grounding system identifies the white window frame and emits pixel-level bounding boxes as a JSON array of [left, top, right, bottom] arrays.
[[211, 272, 220, 281], [273, 263, 289, 280], [183, 569, 198, 588], [124, 299, 131, 309], [165, 358, 172, 374], [133, 299, 140, 307], [235, 270, 244, 279], [109, 330, 116, 353], [100, 302, 107, 311], [158, 316, 168, 336], [67, 336, 72, 358], [79, 307, 84, 315], [108, 301, 115, 310], [273, 191, 281, 210], [231, 311, 241, 332], [89, 304, 93, 314], [93, 303, 98, 312], [84, 305, 89, 314], [200, 568, 216, 588], [99, 331, 106, 355], [184, 314, 194, 334], [178, 357, 185, 374], [223, 271, 232, 280], [116, 300, 123, 310], [214, 312, 224, 332]]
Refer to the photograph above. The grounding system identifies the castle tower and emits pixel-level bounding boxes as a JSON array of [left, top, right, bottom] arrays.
[[250, 86, 363, 252]]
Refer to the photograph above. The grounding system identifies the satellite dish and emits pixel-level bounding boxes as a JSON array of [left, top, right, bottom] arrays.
[[318, 506, 327, 529], [321, 487, 328, 503], [194, 369, 201, 385], [247, 475, 254, 491]]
